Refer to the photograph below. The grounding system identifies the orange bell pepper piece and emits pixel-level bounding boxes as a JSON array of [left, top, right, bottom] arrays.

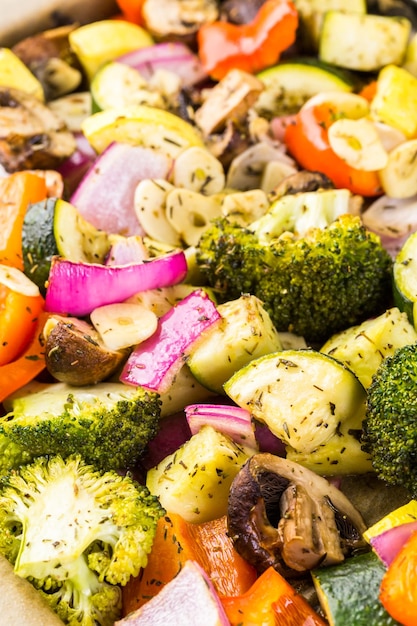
[[0, 310, 48, 404], [122, 513, 257, 616], [284, 101, 383, 197], [221, 566, 327, 626], [115, 0, 146, 25], [0, 284, 44, 366], [197, 0, 298, 81], [358, 80, 378, 103], [0, 172, 48, 270], [380, 529, 417, 626]]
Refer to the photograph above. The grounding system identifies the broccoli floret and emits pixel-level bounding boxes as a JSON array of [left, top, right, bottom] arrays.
[[0, 433, 33, 477], [0, 382, 161, 472], [196, 214, 392, 343], [0, 454, 165, 626], [362, 343, 417, 495]]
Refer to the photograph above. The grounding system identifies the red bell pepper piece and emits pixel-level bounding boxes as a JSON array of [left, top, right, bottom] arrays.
[[284, 100, 383, 197], [197, 0, 298, 81]]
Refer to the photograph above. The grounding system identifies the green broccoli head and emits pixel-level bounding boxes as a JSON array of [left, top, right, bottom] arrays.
[[362, 343, 417, 496], [0, 433, 33, 478], [196, 214, 392, 343], [0, 454, 165, 626], [0, 382, 161, 472]]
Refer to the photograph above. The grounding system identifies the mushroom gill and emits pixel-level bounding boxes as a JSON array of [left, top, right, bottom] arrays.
[[227, 453, 368, 576]]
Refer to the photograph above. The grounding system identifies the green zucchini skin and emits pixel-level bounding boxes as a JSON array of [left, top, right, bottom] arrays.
[[22, 198, 58, 294], [312, 551, 401, 626], [393, 231, 417, 327], [22, 198, 110, 293], [256, 57, 356, 117]]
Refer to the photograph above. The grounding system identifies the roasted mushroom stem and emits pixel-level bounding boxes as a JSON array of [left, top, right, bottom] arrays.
[[227, 453, 367, 576]]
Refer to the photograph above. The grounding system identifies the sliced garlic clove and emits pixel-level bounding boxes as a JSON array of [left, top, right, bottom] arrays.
[[328, 117, 388, 171], [134, 178, 181, 246], [165, 188, 223, 246], [90, 302, 158, 351], [172, 146, 225, 195], [0, 264, 40, 297], [221, 189, 269, 226], [379, 138, 417, 199]]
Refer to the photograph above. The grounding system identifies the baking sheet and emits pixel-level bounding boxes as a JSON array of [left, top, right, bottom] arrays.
[[0, 0, 118, 46]]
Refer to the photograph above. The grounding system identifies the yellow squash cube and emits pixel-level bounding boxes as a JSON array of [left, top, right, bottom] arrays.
[[371, 64, 417, 139]]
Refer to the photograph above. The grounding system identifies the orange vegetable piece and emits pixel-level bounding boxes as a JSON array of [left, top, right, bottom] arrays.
[[221, 566, 327, 626], [115, 0, 146, 25], [358, 80, 378, 103], [0, 172, 48, 270], [0, 285, 44, 366], [0, 310, 48, 404], [197, 0, 298, 81], [122, 513, 257, 615], [380, 529, 417, 626], [284, 101, 383, 197]]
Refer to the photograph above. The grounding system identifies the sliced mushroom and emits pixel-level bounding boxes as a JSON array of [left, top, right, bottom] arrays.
[[269, 170, 335, 201], [219, 0, 266, 24], [12, 24, 83, 101], [0, 87, 76, 172], [142, 0, 219, 42], [43, 315, 129, 386], [195, 69, 265, 136], [206, 119, 253, 171], [227, 453, 367, 576]]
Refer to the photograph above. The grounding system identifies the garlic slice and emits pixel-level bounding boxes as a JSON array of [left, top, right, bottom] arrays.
[[172, 146, 225, 195], [0, 264, 40, 297], [90, 302, 158, 351], [221, 189, 269, 226], [328, 117, 388, 171], [134, 178, 181, 246], [165, 188, 224, 246], [379, 138, 417, 199]]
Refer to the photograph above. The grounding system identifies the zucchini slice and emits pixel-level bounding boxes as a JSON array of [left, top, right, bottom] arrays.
[[256, 58, 356, 117], [319, 12, 411, 72], [187, 295, 283, 394], [393, 231, 417, 327], [224, 350, 366, 455], [312, 551, 400, 626], [320, 307, 417, 389], [294, 0, 366, 51], [22, 198, 110, 292], [146, 425, 248, 523], [90, 61, 165, 112]]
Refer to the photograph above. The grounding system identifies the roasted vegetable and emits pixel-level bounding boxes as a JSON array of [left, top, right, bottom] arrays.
[[0, 454, 164, 626], [0, 382, 161, 472], [227, 454, 367, 576], [0, 87, 75, 172], [196, 213, 392, 344], [363, 342, 417, 495], [43, 315, 128, 385]]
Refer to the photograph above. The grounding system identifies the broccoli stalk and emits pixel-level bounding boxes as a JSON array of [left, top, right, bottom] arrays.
[[0, 382, 161, 472], [0, 455, 165, 626], [196, 214, 392, 343], [362, 343, 417, 496]]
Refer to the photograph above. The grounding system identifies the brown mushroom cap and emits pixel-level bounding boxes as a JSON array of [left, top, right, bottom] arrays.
[[44, 315, 128, 386], [227, 453, 367, 576]]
